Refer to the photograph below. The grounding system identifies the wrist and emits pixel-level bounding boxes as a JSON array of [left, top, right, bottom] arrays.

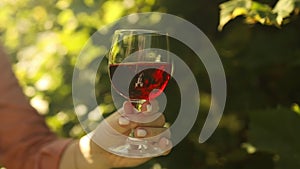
[[59, 140, 77, 169], [59, 138, 111, 169], [76, 136, 112, 169]]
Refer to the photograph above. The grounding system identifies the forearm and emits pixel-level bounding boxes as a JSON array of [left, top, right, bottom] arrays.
[[59, 141, 78, 169], [0, 45, 72, 169]]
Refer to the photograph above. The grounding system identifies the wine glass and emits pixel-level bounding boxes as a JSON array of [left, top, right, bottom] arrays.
[[107, 29, 173, 157]]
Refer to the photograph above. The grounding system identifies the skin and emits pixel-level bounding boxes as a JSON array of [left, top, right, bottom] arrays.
[[59, 101, 172, 169], [0, 45, 171, 168]]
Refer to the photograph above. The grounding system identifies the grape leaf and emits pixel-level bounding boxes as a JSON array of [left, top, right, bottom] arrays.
[[249, 108, 300, 169], [218, 0, 252, 31], [219, 0, 300, 30], [247, 1, 277, 25], [273, 0, 295, 24]]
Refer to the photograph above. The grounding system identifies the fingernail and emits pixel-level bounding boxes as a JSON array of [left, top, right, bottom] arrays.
[[136, 128, 147, 137], [159, 137, 170, 147], [118, 116, 130, 125], [142, 104, 152, 114]]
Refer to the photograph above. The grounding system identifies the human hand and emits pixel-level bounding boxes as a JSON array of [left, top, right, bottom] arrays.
[[59, 100, 172, 169]]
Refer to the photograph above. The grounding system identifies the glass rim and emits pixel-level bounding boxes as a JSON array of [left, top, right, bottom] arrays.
[[114, 29, 168, 36]]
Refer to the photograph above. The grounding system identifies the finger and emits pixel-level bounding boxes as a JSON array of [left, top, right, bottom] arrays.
[[138, 114, 165, 127], [122, 100, 160, 115], [134, 127, 172, 156], [90, 110, 137, 148], [102, 110, 138, 135], [134, 127, 171, 138], [159, 137, 172, 156], [140, 99, 160, 114], [122, 101, 137, 114], [122, 101, 162, 123], [101, 105, 165, 135], [114, 114, 165, 136]]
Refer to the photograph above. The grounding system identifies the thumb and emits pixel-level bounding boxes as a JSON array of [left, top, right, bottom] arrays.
[[88, 102, 139, 148], [103, 104, 139, 135]]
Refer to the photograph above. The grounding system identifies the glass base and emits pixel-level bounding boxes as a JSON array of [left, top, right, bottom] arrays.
[[108, 137, 164, 158]]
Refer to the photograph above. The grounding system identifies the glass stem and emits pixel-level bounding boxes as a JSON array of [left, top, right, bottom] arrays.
[[130, 99, 149, 112]]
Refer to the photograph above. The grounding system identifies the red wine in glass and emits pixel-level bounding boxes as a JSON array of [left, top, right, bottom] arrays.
[[107, 29, 172, 157], [109, 62, 171, 101]]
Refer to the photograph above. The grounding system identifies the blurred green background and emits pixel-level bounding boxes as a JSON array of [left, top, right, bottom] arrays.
[[1, 0, 300, 169]]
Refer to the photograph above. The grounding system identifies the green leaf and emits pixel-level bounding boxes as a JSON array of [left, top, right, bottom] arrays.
[[219, 0, 300, 30], [248, 2, 278, 26], [249, 108, 300, 169], [273, 0, 295, 24], [219, 0, 252, 31]]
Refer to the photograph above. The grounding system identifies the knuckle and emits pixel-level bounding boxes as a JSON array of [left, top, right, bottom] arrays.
[[157, 115, 165, 126]]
